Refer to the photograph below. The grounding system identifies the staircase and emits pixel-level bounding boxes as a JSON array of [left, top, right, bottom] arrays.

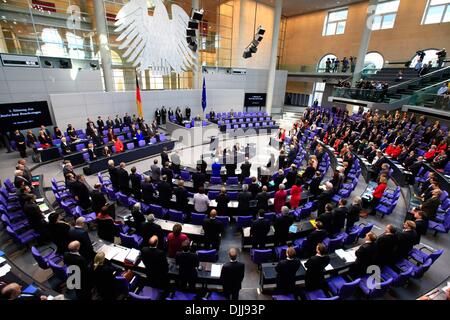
[[277, 106, 306, 129]]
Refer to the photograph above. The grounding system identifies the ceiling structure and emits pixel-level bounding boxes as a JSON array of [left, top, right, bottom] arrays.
[[258, 0, 368, 17]]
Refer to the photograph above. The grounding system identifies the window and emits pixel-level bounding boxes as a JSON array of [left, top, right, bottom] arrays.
[[422, 0, 450, 24], [364, 52, 385, 70], [410, 49, 440, 68], [372, 0, 400, 30], [323, 8, 348, 36], [312, 82, 326, 105], [318, 54, 337, 72]]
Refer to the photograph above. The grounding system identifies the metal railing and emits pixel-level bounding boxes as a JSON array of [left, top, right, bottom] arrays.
[[408, 93, 450, 111], [332, 87, 388, 103]]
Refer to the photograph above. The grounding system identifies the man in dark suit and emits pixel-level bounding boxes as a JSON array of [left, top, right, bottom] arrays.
[[150, 159, 161, 182], [97, 116, 105, 132], [375, 224, 398, 266], [317, 204, 334, 235], [250, 210, 271, 248], [123, 113, 132, 126], [108, 160, 120, 191], [87, 143, 97, 161], [316, 182, 334, 214], [275, 247, 301, 294], [130, 167, 142, 200], [220, 248, 245, 300], [331, 199, 348, 235], [396, 221, 418, 258], [274, 206, 294, 246], [23, 194, 49, 241], [141, 176, 156, 204], [141, 236, 169, 290], [256, 186, 270, 212], [351, 232, 377, 276], [304, 243, 330, 291], [157, 175, 172, 209], [413, 210, 428, 244], [419, 189, 441, 221], [237, 184, 253, 216], [175, 240, 199, 290], [202, 210, 224, 250], [161, 147, 170, 166], [174, 179, 189, 213], [139, 214, 164, 249], [248, 177, 261, 199], [71, 175, 91, 210], [192, 167, 206, 192], [225, 160, 237, 177], [68, 217, 95, 262], [302, 221, 328, 258], [118, 162, 130, 195], [63, 241, 91, 300], [240, 158, 252, 182], [90, 183, 107, 214], [161, 162, 174, 183]]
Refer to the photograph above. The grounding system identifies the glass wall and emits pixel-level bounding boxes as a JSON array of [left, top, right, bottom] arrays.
[[0, 0, 234, 91]]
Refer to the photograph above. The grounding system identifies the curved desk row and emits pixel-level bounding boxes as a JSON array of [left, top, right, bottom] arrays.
[[421, 162, 450, 191], [86, 140, 175, 175], [259, 246, 359, 292]]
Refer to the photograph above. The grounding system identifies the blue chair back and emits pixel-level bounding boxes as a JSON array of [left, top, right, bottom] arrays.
[[216, 215, 229, 227], [236, 216, 252, 229], [412, 259, 432, 278], [31, 246, 49, 269], [191, 213, 206, 225], [48, 260, 67, 281], [168, 209, 184, 222], [208, 191, 219, 200], [197, 249, 218, 262], [251, 249, 273, 264], [338, 278, 361, 299]]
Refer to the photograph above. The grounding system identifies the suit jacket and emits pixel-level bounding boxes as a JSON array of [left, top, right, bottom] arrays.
[[240, 163, 251, 178], [256, 191, 269, 212], [415, 219, 428, 243], [250, 218, 271, 243], [90, 189, 107, 214], [304, 255, 330, 290], [130, 173, 142, 194], [160, 151, 170, 165], [331, 206, 348, 234], [161, 167, 173, 183], [216, 193, 230, 216], [421, 197, 440, 221], [353, 242, 377, 275], [317, 212, 333, 234], [274, 214, 294, 242], [87, 148, 96, 161], [248, 183, 260, 199], [317, 190, 333, 214], [220, 261, 245, 293], [150, 164, 161, 181], [192, 172, 206, 191], [157, 181, 172, 207], [375, 233, 397, 265], [174, 186, 189, 211], [304, 229, 328, 257], [346, 204, 361, 230], [118, 168, 130, 192], [63, 252, 91, 297], [71, 180, 91, 209], [396, 229, 418, 258], [108, 167, 120, 190], [68, 227, 95, 261], [202, 218, 224, 244], [175, 251, 199, 282], [237, 191, 252, 214], [141, 247, 169, 288], [275, 258, 301, 293], [141, 182, 156, 204]]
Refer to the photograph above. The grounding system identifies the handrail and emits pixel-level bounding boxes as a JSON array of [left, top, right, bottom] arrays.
[[388, 66, 450, 91], [389, 79, 449, 106]]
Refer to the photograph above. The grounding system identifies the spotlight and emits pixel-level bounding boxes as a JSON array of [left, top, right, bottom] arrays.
[[188, 20, 199, 29], [188, 42, 198, 52], [186, 36, 196, 44], [90, 62, 98, 69], [44, 60, 52, 67], [256, 26, 266, 35], [186, 29, 196, 37], [243, 49, 252, 59], [251, 39, 260, 47], [255, 35, 263, 42], [191, 8, 204, 21], [249, 45, 257, 54], [59, 59, 70, 68]]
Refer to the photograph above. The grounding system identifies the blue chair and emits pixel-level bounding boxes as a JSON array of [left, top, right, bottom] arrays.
[[323, 234, 345, 253], [409, 248, 444, 264], [5, 226, 38, 245], [203, 292, 228, 300], [75, 144, 85, 152], [343, 229, 360, 246], [236, 216, 253, 229], [303, 289, 334, 300], [207, 191, 219, 200], [327, 276, 361, 299], [31, 246, 62, 270], [359, 277, 392, 298], [180, 171, 191, 181], [191, 213, 206, 225], [119, 232, 143, 249], [250, 249, 273, 264], [226, 177, 239, 185], [210, 176, 222, 185], [197, 249, 218, 262], [381, 266, 413, 287], [48, 260, 67, 282], [228, 191, 238, 201], [116, 192, 131, 207], [395, 258, 433, 279], [428, 214, 450, 236], [351, 223, 374, 239], [149, 204, 165, 218], [168, 209, 184, 222], [138, 140, 146, 147], [216, 215, 229, 227], [127, 142, 135, 150]]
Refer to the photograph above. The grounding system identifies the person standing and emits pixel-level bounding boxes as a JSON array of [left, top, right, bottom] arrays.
[[161, 106, 167, 124], [202, 209, 224, 250], [141, 236, 169, 291], [304, 243, 330, 291], [220, 248, 245, 300], [274, 206, 294, 246], [13, 130, 27, 158], [154, 108, 161, 126], [175, 240, 199, 291], [275, 247, 300, 294]]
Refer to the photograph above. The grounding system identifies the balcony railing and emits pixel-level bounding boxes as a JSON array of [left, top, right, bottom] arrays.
[[409, 93, 450, 112], [332, 87, 388, 103]]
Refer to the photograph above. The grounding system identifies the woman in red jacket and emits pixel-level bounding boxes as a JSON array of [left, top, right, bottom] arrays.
[[424, 145, 437, 162], [289, 179, 302, 209], [274, 184, 287, 213], [114, 138, 124, 153], [369, 176, 387, 215]]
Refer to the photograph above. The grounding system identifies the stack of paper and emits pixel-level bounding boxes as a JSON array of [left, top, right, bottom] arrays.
[[0, 263, 11, 277], [211, 264, 223, 277], [125, 248, 140, 265], [335, 249, 357, 263], [0, 256, 6, 264], [243, 227, 251, 237], [38, 203, 49, 212]]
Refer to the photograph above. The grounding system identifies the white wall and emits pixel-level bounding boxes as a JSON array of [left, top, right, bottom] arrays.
[[0, 65, 102, 104], [204, 69, 288, 108], [49, 89, 245, 130]]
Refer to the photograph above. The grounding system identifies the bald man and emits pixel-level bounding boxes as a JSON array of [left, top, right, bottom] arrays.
[[141, 236, 169, 291], [202, 209, 224, 250], [63, 241, 91, 300], [220, 248, 245, 300], [0, 282, 47, 300], [68, 217, 95, 261]]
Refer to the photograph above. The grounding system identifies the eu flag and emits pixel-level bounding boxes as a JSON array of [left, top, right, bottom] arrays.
[[202, 77, 207, 113]]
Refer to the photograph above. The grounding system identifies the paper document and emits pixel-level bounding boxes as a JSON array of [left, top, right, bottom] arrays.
[[38, 203, 49, 212], [114, 248, 129, 262], [211, 264, 223, 277], [309, 219, 317, 228], [0, 256, 5, 264], [289, 225, 298, 233], [36, 198, 44, 203], [243, 227, 250, 237], [325, 264, 333, 271], [125, 248, 140, 264], [0, 264, 11, 277]]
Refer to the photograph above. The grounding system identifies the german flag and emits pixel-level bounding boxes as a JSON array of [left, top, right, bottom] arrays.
[[135, 73, 143, 118]]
